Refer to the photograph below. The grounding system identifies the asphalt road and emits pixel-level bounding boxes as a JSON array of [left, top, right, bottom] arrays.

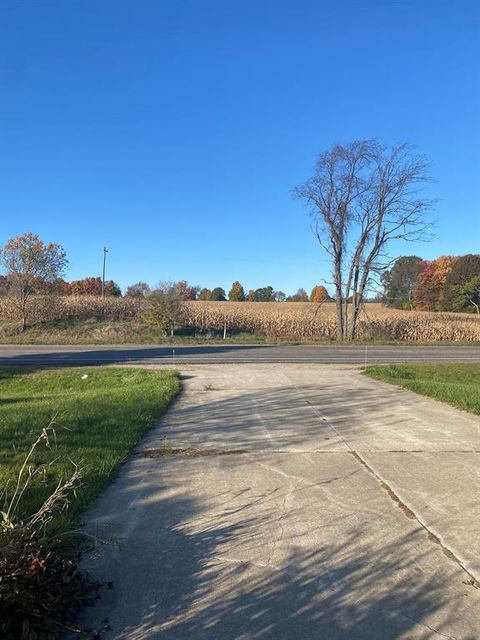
[[0, 343, 480, 365]]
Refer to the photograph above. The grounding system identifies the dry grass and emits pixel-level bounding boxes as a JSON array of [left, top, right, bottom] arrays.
[[0, 295, 141, 324], [1, 297, 480, 342]]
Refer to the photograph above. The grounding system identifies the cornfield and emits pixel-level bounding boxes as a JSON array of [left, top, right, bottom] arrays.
[[182, 301, 480, 341], [0, 296, 141, 323], [1, 297, 480, 341]]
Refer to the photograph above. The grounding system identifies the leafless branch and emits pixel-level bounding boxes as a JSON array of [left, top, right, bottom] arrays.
[[293, 139, 434, 339]]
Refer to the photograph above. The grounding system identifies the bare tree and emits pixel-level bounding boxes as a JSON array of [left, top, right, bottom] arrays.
[[0, 232, 68, 331], [293, 140, 433, 340]]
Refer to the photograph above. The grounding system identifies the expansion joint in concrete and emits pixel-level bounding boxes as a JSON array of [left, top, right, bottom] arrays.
[[349, 450, 480, 590]]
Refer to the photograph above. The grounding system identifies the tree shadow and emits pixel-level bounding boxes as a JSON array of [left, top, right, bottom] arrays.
[[67, 368, 480, 638], [75, 452, 478, 640], [151, 377, 480, 452], [0, 344, 271, 367]]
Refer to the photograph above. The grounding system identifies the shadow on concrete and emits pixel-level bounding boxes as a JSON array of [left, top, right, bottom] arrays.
[[153, 380, 472, 452], [79, 454, 473, 640], [72, 372, 480, 639], [153, 385, 436, 450]]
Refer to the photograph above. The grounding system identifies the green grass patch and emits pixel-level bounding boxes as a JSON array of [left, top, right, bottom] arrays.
[[363, 363, 480, 415], [0, 366, 179, 532]]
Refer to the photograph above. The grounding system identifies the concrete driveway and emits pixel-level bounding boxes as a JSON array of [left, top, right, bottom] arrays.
[[79, 365, 480, 639]]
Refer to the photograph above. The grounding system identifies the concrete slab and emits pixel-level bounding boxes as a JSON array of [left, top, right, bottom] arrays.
[[281, 365, 480, 452], [76, 364, 480, 639], [80, 453, 479, 639], [361, 451, 480, 580]]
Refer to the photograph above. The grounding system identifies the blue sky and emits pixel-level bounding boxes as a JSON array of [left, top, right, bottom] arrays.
[[0, 0, 478, 295]]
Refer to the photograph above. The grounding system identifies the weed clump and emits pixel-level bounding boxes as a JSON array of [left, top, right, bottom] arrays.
[[0, 426, 103, 639]]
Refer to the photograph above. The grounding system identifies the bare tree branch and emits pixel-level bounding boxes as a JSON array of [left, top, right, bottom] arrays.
[[293, 140, 434, 339]]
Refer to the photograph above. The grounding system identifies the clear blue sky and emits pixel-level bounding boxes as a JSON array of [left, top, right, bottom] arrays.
[[1, 0, 478, 295]]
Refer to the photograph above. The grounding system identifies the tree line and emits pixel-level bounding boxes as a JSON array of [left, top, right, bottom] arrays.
[[382, 254, 480, 313], [126, 281, 330, 303], [0, 232, 331, 331], [0, 234, 329, 302]]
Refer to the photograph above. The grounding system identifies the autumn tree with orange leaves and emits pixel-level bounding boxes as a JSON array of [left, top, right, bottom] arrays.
[[0, 232, 68, 330], [310, 285, 329, 303], [174, 280, 199, 300], [413, 256, 458, 311], [69, 277, 121, 297]]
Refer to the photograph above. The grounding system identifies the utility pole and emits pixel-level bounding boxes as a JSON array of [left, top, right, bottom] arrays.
[[101, 246, 108, 297]]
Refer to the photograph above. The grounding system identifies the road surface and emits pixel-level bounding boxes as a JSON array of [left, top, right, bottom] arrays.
[[1, 343, 480, 365], [76, 364, 480, 639]]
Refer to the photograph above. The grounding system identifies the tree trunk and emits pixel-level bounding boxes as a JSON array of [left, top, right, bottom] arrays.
[[342, 297, 349, 340], [334, 251, 345, 340], [20, 294, 27, 332], [349, 268, 371, 339], [348, 296, 363, 340], [335, 291, 344, 340], [346, 263, 361, 340]]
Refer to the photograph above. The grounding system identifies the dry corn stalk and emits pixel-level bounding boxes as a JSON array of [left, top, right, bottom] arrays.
[[1, 297, 479, 341]]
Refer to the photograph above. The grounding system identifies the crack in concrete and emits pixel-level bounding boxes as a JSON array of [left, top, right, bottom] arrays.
[[136, 447, 480, 458], [249, 457, 359, 489], [210, 555, 334, 591], [135, 447, 249, 458], [251, 458, 311, 483], [399, 611, 458, 639], [267, 478, 298, 567], [254, 400, 274, 447], [372, 450, 480, 454], [349, 450, 480, 590], [278, 372, 355, 451], [211, 556, 456, 638]]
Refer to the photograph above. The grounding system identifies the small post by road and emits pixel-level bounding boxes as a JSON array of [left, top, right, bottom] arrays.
[[101, 246, 108, 297], [364, 345, 368, 367]]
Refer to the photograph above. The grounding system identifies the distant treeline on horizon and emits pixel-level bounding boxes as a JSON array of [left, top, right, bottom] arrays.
[[1, 254, 479, 313]]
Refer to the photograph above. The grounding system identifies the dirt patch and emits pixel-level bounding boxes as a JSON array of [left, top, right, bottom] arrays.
[[135, 446, 248, 458]]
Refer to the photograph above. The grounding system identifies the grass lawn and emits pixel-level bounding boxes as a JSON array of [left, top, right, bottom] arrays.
[[0, 366, 179, 532], [363, 363, 480, 416]]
